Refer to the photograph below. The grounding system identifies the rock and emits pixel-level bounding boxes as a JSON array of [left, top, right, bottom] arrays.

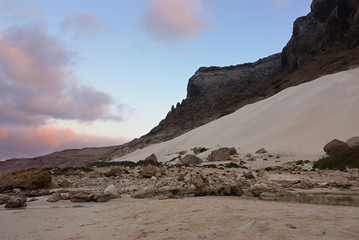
[[105, 168, 123, 177], [249, 183, 269, 197], [58, 179, 71, 188], [180, 154, 203, 165], [141, 166, 158, 178], [0, 169, 52, 192], [346, 136, 359, 148], [104, 184, 120, 197], [47, 192, 61, 202], [194, 176, 204, 188], [26, 189, 51, 197], [323, 139, 350, 155], [0, 194, 11, 205], [95, 193, 115, 202], [244, 167, 255, 179], [207, 147, 237, 162], [145, 153, 158, 163], [255, 148, 268, 154], [5, 196, 27, 208], [70, 192, 94, 202]]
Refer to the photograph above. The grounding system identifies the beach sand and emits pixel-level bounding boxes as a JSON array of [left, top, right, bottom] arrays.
[[1, 196, 359, 240]]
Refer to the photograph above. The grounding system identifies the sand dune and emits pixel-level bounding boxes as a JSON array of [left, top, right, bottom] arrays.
[[114, 67, 359, 163]]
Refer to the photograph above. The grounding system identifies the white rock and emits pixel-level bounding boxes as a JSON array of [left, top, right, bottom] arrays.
[[104, 184, 119, 197]]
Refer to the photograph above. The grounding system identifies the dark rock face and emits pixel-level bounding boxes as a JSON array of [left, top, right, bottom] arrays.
[[324, 139, 350, 155], [0, 169, 52, 192], [282, 0, 359, 71], [187, 54, 281, 98]]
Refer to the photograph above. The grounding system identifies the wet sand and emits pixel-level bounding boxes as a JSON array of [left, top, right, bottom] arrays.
[[1, 196, 359, 240]]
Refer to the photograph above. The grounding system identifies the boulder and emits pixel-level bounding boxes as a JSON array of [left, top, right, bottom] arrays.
[[95, 193, 115, 202], [145, 153, 158, 163], [180, 154, 203, 165], [141, 166, 158, 178], [255, 148, 268, 154], [0, 169, 52, 192], [323, 139, 350, 155], [249, 183, 269, 197], [346, 137, 359, 148], [70, 192, 94, 202], [5, 196, 27, 208], [0, 194, 11, 205], [104, 184, 120, 197], [47, 192, 61, 203], [207, 147, 237, 161]]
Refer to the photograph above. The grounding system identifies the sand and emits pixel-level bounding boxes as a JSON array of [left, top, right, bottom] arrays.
[[113, 67, 359, 163], [1, 196, 359, 240]]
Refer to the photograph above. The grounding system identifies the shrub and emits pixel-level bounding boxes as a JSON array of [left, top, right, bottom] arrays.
[[224, 162, 240, 168], [313, 146, 359, 170]]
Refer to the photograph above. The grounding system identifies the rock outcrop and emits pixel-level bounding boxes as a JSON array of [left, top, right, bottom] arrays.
[[0, 169, 52, 192]]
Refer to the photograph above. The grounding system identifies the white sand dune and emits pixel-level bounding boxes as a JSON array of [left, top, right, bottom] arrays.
[[114, 67, 359, 162]]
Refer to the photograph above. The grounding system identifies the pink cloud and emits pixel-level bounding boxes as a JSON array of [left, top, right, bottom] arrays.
[[61, 12, 108, 38], [142, 0, 209, 43], [0, 128, 9, 139], [0, 126, 128, 160], [0, 25, 125, 126]]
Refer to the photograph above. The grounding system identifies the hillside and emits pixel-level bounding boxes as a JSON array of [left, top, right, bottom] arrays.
[[112, 67, 359, 163]]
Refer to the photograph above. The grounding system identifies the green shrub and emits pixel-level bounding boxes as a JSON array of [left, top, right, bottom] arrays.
[[313, 146, 359, 170], [224, 162, 240, 168]]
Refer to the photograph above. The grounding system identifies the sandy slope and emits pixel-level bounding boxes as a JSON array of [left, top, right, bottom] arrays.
[[113, 67, 359, 163], [1, 196, 359, 240]]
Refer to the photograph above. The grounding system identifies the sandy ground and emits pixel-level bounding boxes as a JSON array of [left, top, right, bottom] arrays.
[[1, 196, 359, 240]]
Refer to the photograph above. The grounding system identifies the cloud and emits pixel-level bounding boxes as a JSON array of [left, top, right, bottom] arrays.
[[0, 25, 124, 127], [142, 0, 209, 43], [61, 12, 108, 38], [0, 126, 128, 160]]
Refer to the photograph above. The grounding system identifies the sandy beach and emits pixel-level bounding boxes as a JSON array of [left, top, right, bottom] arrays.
[[1, 196, 359, 240]]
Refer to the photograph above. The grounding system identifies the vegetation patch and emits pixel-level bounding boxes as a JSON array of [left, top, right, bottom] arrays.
[[313, 146, 359, 170], [224, 162, 240, 168]]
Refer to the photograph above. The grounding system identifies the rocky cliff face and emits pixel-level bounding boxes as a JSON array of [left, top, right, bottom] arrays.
[[1, 0, 359, 172]]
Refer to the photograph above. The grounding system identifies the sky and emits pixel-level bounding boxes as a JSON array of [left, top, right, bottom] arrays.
[[0, 0, 312, 160]]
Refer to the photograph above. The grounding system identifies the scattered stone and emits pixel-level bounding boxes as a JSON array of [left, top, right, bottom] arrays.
[[70, 192, 94, 202], [180, 154, 203, 165], [105, 168, 123, 178], [249, 183, 269, 197], [26, 189, 51, 197], [145, 153, 158, 163], [323, 139, 350, 155], [255, 148, 268, 154], [47, 192, 61, 202], [207, 147, 237, 161], [244, 167, 255, 179], [95, 193, 114, 202], [0, 169, 52, 192], [5, 196, 27, 208], [141, 166, 158, 178], [58, 179, 71, 188], [346, 136, 359, 148]]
